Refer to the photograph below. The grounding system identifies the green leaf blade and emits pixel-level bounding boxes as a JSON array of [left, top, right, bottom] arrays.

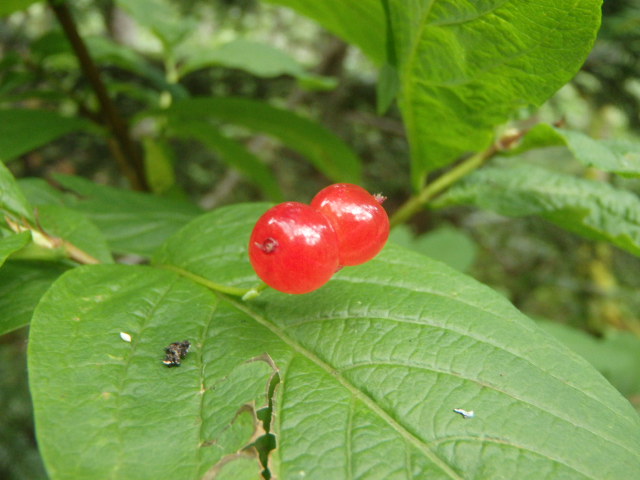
[[163, 97, 363, 185], [385, 0, 602, 187], [29, 265, 274, 479], [55, 175, 202, 256], [0, 231, 30, 267], [0, 260, 69, 335], [515, 124, 640, 177], [262, 0, 386, 64], [1, 160, 34, 221], [436, 164, 640, 256], [169, 123, 283, 201], [0, 109, 90, 163], [30, 205, 640, 479]]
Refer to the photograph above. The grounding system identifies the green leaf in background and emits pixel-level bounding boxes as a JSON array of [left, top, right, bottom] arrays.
[[85, 36, 188, 100], [514, 124, 640, 177], [168, 123, 283, 201], [30, 204, 640, 478], [435, 164, 640, 257], [36, 204, 114, 264], [0, 109, 90, 162], [0, 0, 40, 17], [142, 138, 176, 194], [0, 231, 31, 267], [262, 0, 386, 65], [55, 175, 202, 257], [175, 39, 336, 90], [538, 321, 640, 401], [376, 63, 401, 115], [18, 177, 66, 207], [389, 224, 477, 272], [0, 160, 34, 222], [163, 97, 362, 184], [114, 0, 197, 50], [383, 0, 602, 188], [0, 260, 69, 335]]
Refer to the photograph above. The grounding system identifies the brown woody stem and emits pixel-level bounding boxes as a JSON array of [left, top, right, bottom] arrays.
[[48, 0, 148, 190]]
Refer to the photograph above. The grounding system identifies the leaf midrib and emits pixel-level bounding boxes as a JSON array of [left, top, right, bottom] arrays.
[[225, 294, 464, 480]]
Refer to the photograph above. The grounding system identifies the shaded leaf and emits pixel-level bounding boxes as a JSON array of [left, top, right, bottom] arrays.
[[514, 124, 640, 177], [142, 138, 176, 194], [436, 164, 640, 256], [163, 97, 362, 184], [36, 204, 114, 264], [390, 224, 477, 272], [30, 204, 640, 478], [176, 39, 335, 90], [384, 0, 602, 187], [0, 109, 91, 162], [0, 0, 40, 17], [55, 175, 202, 257], [1, 160, 34, 222], [85, 36, 188, 100], [0, 260, 69, 335], [18, 178, 66, 207], [539, 321, 640, 399], [114, 0, 196, 49], [262, 0, 386, 64], [0, 231, 30, 267], [168, 123, 283, 201]]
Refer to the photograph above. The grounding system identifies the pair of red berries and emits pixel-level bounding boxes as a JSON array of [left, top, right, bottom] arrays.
[[249, 183, 390, 294]]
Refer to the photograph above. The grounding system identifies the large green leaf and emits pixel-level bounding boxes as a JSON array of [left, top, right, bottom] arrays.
[[0, 109, 90, 162], [55, 175, 202, 256], [384, 0, 601, 187], [514, 124, 640, 177], [162, 97, 362, 184], [30, 204, 640, 479], [262, 0, 386, 64], [0, 260, 69, 335], [436, 164, 640, 256]]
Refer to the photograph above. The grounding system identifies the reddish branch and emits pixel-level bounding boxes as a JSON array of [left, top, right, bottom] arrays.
[[47, 0, 148, 190]]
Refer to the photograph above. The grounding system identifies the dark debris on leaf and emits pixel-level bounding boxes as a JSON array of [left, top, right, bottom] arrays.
[[162, 340, 191, 367]]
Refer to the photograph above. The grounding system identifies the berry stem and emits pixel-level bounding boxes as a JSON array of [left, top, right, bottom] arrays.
[[157, 264, 267, 299]]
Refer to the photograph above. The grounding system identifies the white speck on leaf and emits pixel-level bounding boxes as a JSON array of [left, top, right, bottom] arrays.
[[120, 332, 132, 343], [453, 408, 474, 419]]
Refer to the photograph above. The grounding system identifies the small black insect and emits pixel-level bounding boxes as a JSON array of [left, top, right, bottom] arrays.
[[162, 340, 191, 367]]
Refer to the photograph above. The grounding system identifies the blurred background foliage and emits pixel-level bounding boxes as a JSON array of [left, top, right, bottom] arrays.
[[1, 1, 640, 478]]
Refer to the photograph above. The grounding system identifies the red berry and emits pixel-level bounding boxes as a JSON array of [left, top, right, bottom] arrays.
[[311, 183, 389, 266], [249, 202, 340, 294]]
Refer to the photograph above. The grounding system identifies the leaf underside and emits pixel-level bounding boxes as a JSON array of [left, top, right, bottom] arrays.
[[29, 204, 640, 479], [436, 164, 640, 257]]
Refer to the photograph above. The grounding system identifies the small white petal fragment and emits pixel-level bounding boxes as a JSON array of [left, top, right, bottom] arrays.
[[453, 408, 475, 419], [119, 332, 132, 343]]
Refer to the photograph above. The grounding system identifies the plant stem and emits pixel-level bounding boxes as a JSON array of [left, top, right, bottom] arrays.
[[389, 145, 496, 228], [388, 123, 535, 229], [48, 0, 148, 191], [158, 264, 266, 298]]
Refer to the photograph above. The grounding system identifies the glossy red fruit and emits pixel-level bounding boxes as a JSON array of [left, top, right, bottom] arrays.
[[249, 202, 340, 294], [311, 183, 389, 266]]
